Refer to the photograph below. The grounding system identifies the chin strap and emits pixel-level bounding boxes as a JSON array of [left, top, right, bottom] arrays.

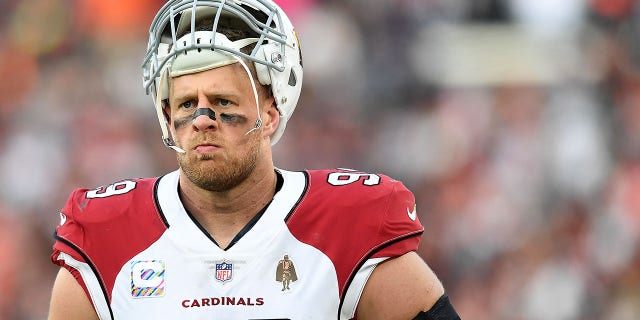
[[156, 69, 186, 154], [234, 56, 263, 136]]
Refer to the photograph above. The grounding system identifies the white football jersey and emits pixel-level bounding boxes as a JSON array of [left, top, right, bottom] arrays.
[[52, 168, 423, 319]]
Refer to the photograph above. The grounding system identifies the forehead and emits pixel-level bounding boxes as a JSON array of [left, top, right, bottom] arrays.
[[170, 63, 250, 98]]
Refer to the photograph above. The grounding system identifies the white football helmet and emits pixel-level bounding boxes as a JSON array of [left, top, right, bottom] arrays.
[[142, 0, 303, 149]]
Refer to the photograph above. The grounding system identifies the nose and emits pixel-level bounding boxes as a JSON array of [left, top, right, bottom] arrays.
[[191, 108, 217, 131]]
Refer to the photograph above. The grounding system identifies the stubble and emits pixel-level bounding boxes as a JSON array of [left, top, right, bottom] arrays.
[[178, 136, 261, 192]]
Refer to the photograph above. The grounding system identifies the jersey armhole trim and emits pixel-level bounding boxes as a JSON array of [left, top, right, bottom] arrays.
[[283, 170, 309, 222], [337, 230, 424, 319], [153, 175, 170, 228], [54, 232, 114, 320], [340, 257, 386, 320]]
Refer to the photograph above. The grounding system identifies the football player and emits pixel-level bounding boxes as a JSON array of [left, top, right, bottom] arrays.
[[48, 0, 460, 319]]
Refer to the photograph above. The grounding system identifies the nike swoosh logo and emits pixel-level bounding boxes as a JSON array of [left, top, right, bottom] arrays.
[[407, 205, 417, 221]]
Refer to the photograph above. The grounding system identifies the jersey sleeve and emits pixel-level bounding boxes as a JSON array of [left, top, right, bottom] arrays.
[[50, 177, 167, 317], [370, 179, 423, 259], [52, 188, 91, 268], [51, 187, 104, 314], [287, 169, 424, 302]]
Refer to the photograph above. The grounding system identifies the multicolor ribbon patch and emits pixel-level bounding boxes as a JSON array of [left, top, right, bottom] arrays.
[[131, 260, 166, 298]]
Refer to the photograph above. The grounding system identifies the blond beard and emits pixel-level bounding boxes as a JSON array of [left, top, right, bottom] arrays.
[[177, 136, 261, 192]]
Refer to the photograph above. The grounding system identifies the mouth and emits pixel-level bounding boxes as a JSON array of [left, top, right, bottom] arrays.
[[193, 143, 221, 154]]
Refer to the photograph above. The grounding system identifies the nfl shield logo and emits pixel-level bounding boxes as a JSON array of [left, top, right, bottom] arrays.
[[215, 261, 233, 283]]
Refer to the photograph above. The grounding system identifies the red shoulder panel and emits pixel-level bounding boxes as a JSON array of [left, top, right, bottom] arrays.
[[51, 177, 168, 302], [286, 169, 424, 298]]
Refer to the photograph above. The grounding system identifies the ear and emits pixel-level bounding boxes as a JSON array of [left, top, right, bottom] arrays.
[[262, 97, 279, 139]]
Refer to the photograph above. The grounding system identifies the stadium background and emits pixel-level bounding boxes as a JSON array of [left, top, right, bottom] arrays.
[[1, 0, 639, 318]]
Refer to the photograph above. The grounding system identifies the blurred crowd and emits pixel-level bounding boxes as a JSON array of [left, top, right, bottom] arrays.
[[1, 0, 640, 319]]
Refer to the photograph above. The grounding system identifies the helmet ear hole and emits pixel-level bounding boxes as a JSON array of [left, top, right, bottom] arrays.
[[288, 69, 297, 86]]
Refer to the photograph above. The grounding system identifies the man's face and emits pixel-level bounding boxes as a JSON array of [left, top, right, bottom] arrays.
[[166, 63, 270, 192]]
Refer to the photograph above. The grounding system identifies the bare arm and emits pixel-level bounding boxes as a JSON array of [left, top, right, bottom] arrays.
[[48, 267, 99, 320], [356, 251, 446, 320]]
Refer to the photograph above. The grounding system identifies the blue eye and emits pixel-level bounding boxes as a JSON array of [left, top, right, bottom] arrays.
[[219, 99, 231, 107], [181, 101, 194, 109]]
